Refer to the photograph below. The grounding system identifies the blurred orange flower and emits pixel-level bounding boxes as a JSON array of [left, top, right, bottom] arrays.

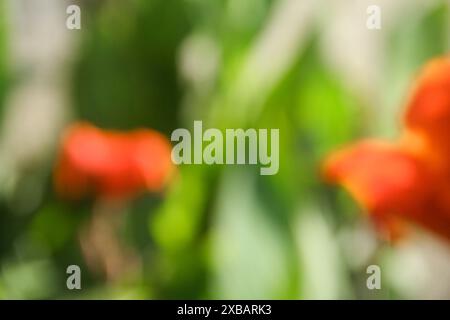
[[324, 57, 450, 242], [54, 122, 174, 200]]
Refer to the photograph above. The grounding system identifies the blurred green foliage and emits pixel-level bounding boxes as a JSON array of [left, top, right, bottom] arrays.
[[0, 0, 449, 299], [0, 1, 7, 123]]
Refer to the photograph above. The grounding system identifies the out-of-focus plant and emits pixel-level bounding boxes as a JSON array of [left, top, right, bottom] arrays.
[[0, 0, 449, 300], [53, 122, 174, 282], [324, 57, 450, 243]]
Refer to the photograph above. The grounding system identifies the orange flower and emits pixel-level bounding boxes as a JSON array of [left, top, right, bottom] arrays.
[[324, 57, 450, 242], [54, 122, 174, 200]]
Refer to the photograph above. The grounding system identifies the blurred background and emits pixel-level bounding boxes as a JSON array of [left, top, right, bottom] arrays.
[[0, 0, 449, 299]]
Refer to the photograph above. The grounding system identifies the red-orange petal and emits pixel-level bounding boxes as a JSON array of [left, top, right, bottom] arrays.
[[405, 57, 450, 139], [54, 122, 174, 200], [323, 140, 431, 239]]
